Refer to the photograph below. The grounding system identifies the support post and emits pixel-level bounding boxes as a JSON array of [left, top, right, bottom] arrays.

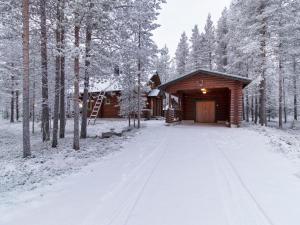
[[230, 84, 243, 127]]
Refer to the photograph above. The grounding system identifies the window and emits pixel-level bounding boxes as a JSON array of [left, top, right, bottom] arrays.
[[105, 97, 111, 105], [88, 100, 94, 110]]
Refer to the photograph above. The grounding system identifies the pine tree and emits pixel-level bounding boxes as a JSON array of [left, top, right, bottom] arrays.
[[73, 1, 81, 151], [286, 0, 300, 121], [40, 0, 50, 141], [52, 0, 62, 147], [22, 0, 31, 157], [226, 0, 246, 76], [155, 45, 172, 83], [10, 74, 15, 123], [81, 0, 94, 139], [59, 0, 66, 139], [116, 0, 165, 128]]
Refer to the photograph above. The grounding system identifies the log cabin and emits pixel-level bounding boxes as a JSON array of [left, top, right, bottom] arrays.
[[158, 69, 252, 127], [145, 74, 165, 117], [79, 74, 165, 119]]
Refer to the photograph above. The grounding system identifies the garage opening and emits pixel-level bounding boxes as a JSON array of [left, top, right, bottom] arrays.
[[181, 88, 230, 124], [159, 69, 252, 127]]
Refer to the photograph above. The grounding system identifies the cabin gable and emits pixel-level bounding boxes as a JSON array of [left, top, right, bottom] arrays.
[[159, 70, 251, 127]]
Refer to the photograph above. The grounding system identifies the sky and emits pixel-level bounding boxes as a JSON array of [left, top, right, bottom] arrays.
[[153, 0, 232, 57]]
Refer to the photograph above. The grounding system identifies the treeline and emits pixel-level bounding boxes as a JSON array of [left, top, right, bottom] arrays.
[[172, 0, 300, 128], [0, 0, 165, 157]]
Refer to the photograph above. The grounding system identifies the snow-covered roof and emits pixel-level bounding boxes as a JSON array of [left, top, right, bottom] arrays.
[[159, 69, 252, 90], [79, 79, 122, 94], [148, 89, 161, 97]]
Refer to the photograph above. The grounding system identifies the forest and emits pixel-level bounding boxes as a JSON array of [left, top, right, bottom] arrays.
[[171, 0, 300, 129], [0, 0, 166, 157], [0, 0, 300, 158]]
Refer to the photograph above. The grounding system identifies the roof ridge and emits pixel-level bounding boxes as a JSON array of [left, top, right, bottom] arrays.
[[158, 69, 252, 90]]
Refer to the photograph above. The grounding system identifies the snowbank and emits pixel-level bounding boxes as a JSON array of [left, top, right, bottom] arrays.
[[245, 122, 300, 164]]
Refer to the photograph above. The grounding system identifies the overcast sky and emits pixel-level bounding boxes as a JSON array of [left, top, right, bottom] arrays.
[[153, 0, 232, 57]]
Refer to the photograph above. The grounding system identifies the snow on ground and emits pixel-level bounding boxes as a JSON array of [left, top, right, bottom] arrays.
[[0, 118, 131, 207], [1, 121, 300, 225], [245, 121, 300, 163]]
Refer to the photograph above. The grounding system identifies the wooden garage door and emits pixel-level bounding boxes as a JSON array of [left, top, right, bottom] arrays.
[[196, 101, 216, 123]]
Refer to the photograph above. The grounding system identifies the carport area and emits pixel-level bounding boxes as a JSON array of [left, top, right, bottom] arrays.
[[180, 88, 230, 123], [159, 69, 252, 127]]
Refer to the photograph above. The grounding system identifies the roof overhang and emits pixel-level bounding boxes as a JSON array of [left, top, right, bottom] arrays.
[[158, 69, 252, 90]]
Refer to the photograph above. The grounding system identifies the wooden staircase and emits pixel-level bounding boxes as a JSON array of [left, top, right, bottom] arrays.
[[88, 80, 117, 125]]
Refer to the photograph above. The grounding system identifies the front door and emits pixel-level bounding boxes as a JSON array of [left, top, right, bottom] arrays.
[[196, 101, 216, 123]]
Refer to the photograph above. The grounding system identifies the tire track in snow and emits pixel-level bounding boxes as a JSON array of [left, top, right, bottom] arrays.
[[80, 127, 169, 225], [212, 130, 276, 225], [208, 132, 239, 225], [122, 135, 169, 225], [211, 140, 259, 225]]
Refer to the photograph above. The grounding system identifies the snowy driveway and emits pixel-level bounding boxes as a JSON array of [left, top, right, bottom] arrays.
[[1, 121, 300, 225]]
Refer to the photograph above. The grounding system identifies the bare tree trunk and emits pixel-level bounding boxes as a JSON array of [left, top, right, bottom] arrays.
[[255, 96, 258, 124], [209, 52, 212, 71], [4, 105, 9, 120], [81, 0, 93, 139], [245, 63, 249, 122], [251, 95, 254, 122], [293, 57, 298, 121], [10, 75, 15, 123], [16, 90, 19, 121], [52, 0, 61, 148], [40, 0, 50, 141], [67, 93, 71, 118], [32, 80, 35, 134], [134, 113, 136, 128], [49, 109, 52, 130], [137, 26, 141, 129], [22, 0, 31, 157], [259, 71, 267, 126], [242, 95, 245, 121], [245, 91, 249, 122], [258, 1, 267, 126], [283, 78, 287, 124], [59, 0, 66, 139], [73, 12, 80, 151], [279, 59, 283, 128], [259, 69, 267, 126]]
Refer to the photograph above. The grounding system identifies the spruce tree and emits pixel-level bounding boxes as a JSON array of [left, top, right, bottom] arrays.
[[175, 32, 189, 76], [189, 25, 202, 71]]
